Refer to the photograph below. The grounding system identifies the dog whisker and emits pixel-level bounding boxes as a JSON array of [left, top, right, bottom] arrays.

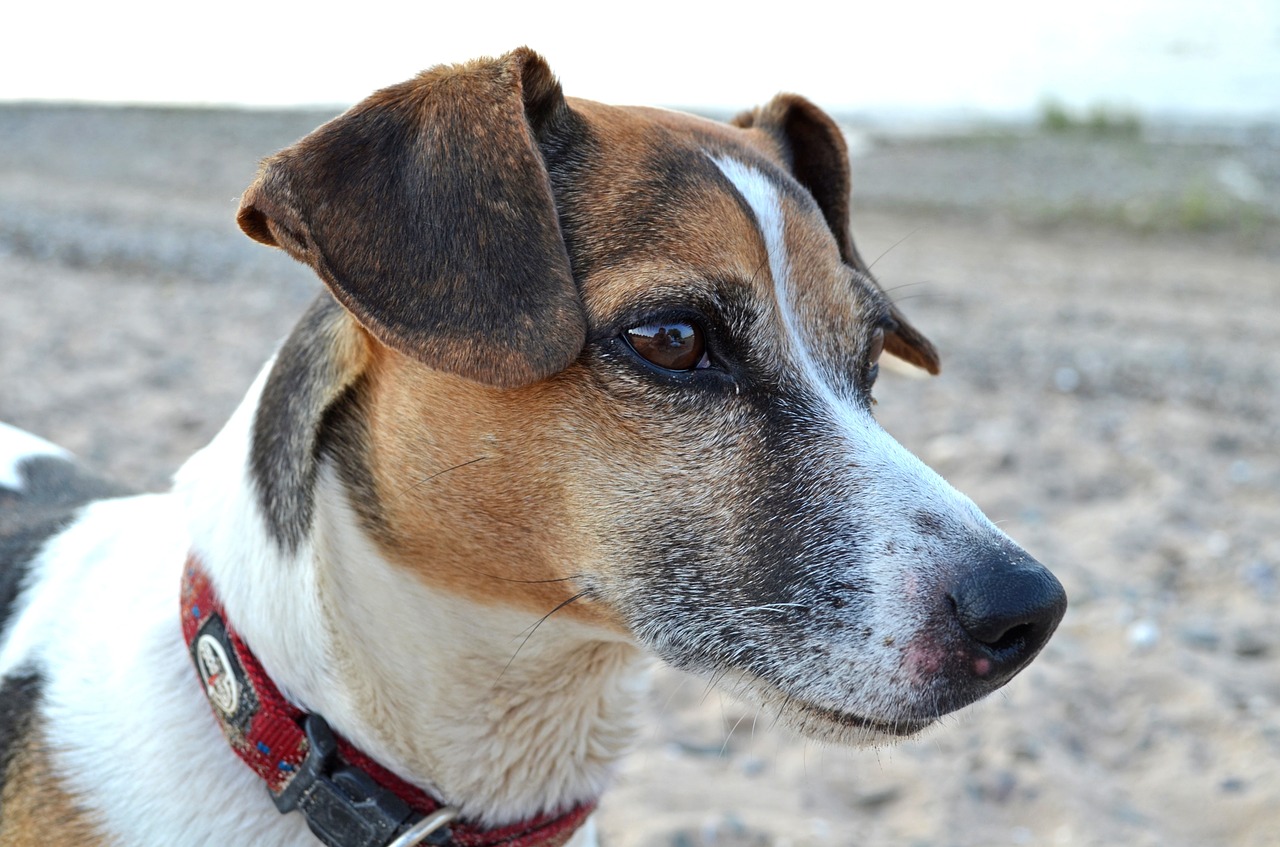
[[867, 227, 922, 271], [477, 573, 585, 585], [878, 279, 933, 295], [389, 456, 488, 502], [720, 708, 751, 757], [494, 590, 591, 684]]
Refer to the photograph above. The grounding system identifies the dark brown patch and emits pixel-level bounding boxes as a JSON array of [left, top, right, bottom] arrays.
[[0, 671, 42, 805], [237, 48, 586, 389], [0, 671, 102, 842], [0, 734, 104, 844], [252, 294, 371, 553]]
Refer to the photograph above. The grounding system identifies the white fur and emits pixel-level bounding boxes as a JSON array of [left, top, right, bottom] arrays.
[[0, 421, 73, 490], [305, 471, 648, 823], [174, 359, 333, 714], [0, 492, 314, 845]]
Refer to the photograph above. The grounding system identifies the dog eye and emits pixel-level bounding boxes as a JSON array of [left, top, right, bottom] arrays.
[[868, 328, 885, 365], [623, 321, 709, 371], [867, 327, 885, 385]]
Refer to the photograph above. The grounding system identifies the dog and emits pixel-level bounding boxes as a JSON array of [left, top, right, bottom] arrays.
[[0, 48, 1066, 847]]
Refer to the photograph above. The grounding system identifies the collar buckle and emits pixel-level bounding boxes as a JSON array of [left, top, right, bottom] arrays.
[[273, 714, 456, 847]]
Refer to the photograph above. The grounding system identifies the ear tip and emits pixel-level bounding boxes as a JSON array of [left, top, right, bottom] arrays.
[[236, 192, 278, 246], [885, 323, 942, 375], [916, 337, 942, 375], [506, 46, 567, 129], [509, 45, 550, 66]]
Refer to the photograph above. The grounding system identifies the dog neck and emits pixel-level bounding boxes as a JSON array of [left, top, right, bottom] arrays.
[[174, 358, 649, 829]]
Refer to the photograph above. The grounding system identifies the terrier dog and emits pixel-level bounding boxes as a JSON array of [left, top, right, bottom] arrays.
[[0, 48, 1066, 847]]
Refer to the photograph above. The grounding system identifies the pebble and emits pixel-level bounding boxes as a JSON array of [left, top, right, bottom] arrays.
[[849, 785, 904, 811], [1204, 531, 1231, 558], [1053, 366, 1081, 393], [687, 813, 770, 847], [1241, 561, 1277, 598], [1228, 459, 1252, 484], [1128, 619, 1161, 651], [1233, 628, 1271, 659], [1177, 622, 1221, 651], [965, 769, 1018, 804]]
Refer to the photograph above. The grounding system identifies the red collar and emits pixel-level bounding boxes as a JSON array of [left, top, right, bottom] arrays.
[[181, 556, 594, 847]]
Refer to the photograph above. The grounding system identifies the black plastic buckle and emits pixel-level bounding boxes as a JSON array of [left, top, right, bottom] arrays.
[[272, 714, 449, 847]]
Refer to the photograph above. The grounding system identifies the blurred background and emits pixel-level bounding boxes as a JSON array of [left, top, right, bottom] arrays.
[[2, 2, 1278, 846]]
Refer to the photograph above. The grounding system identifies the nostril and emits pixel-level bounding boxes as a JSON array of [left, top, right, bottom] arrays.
[[947, 560, 1067, 671], [950, 598, 1037, 651], [986, 621, 1032, 654]]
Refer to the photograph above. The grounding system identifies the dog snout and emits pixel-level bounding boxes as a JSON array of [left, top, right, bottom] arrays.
[[945, 547, 1067, 686]]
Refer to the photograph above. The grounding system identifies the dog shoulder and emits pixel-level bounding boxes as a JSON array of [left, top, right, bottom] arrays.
[[0, 424, 132, 644]]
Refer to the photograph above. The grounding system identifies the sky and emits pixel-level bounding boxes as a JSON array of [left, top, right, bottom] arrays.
[[3, 0, 1278, 121]]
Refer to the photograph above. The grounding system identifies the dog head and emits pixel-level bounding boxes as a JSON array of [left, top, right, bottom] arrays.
[[238, 48, 1065, 745]]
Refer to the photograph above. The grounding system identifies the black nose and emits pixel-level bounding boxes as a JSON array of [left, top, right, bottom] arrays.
[[948, 549, 1067, 685]]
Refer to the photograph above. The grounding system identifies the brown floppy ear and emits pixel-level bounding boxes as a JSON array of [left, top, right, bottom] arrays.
[[732, 95, 941, 375], [237, 47, 585, 388]]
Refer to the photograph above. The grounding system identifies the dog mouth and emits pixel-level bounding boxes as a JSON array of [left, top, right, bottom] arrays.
[[784, 696, 935, 739], [721, 670, 938, 743]]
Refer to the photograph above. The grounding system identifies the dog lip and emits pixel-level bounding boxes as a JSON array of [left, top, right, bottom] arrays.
[[734, 671, 936, 739], [787, 696, 934, 738]]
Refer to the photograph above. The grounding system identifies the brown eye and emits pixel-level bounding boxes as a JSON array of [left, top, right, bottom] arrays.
[[624, 321, 707, 371], [868, 327, 885, 366]]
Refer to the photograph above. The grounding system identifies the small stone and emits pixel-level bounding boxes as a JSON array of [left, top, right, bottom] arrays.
[[1053, 367, 1081, 393], [1012, 736, 1043, 762], [849, 785, 903, 811], [1220, 777, 1247, 794], [1128, 619, 1160, 651], [1233, 628, 1271, 659], [1178, 623, 1221, 651], [965, 769, 1017, 804], [1241, 561, 1277, 598], [1228, 460, 1252, 484]]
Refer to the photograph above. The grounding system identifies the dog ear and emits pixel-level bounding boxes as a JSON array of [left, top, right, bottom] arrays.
[[732, 96, 941, 375], [237, 48, 585, 388]]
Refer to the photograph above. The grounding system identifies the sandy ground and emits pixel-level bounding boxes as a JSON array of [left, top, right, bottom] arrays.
[[2, 104, 1278, 847]]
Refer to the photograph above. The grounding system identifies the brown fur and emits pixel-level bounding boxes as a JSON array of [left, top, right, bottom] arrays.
[[0, 723, 103, 847], [238, 49, 585, 389]]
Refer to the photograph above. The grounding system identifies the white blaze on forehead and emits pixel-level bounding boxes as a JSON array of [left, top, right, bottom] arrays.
[[710, 154, 836, 405], [711, 156, 792, 309], [709, 153, 991, 540]]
